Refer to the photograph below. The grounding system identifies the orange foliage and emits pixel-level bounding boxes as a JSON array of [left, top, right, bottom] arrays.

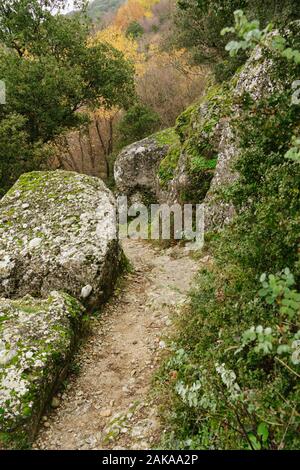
[[137, 46, 207, 126], [114, 0, 160, 31], [85, 0, 207, 161], [90, 25, 145, 76]]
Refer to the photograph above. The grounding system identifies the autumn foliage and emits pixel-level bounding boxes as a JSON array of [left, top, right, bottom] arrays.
[[114, 0, 160, 30], [56, 0, 207, 181]]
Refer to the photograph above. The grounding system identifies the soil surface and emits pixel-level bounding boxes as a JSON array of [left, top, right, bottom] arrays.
[[35, 239, 198, 450]]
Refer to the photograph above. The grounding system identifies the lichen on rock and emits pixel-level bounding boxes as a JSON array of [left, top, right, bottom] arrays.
[[203, 43, 285, 230], [0, 292, 84, 448], [114, 135, 172, 205], [0, 170, 121, 308]]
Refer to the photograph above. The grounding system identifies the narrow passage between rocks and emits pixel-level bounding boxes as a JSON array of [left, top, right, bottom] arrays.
[[35, 239, 198, 450]]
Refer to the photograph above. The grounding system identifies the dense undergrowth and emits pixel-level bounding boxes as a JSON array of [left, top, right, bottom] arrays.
[[157, 16, 300, 450]]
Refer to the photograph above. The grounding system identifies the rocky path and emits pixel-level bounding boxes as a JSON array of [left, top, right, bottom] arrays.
[[35, 239, 198, 450]]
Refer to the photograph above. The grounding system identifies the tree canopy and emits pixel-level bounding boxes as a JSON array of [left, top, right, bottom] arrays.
[[174, 0, 300, 79], [0, 0, 135, 195]]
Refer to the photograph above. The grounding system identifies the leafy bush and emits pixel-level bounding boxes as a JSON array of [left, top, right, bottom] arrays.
[[158, 14, 300, 450], [117, 102, 161, 148], [159, 260, 300, 449], [0, 114, 47, 197], [173, 0, 300, 81], [126, 21, 144, 38]]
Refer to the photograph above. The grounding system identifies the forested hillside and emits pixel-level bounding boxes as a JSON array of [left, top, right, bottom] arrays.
[[50, 0, 205, 185], [0, 0, 300, 454]]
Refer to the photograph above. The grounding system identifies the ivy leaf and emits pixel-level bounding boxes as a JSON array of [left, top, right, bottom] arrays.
[[282, 48, 294, 60], [272, 35, 287, 51], [248, 433, 261, 450], [257, 423, 269, 443], [293, 50, 300, 64], [277, 345, 291, 355], [260, 273, 267, 283], [221, 27, 235, 36], [225, 41, 241, 55]]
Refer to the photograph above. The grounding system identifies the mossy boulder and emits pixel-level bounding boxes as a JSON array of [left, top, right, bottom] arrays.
[[113, 43, 287, 228], [204, 44, 286, 229], [168, 90, 229, 205], [114, 133, 176, 205], [0, 292, 84, 449], [162, 45, 287, 227], [0, 170, 121, 308]]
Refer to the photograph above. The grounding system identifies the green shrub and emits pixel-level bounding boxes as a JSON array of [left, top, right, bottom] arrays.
[[173, 0, 300, 81], [0, 114, 48, 197], [158, 17, 300, 450], [117, 103, 161, 148], [126, 21, 144, 38]]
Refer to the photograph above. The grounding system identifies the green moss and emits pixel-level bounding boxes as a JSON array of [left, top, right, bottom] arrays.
[[9, 171, 48, 195], [60, 293, 85, 319], [158, 146, 181, 186], [0, 294, 85, 449], [4, 170, 82, 200], [153, 127, 180, 147], [0, 315, 10, 324], [153, 127, 182, 187], [2, 207, 15, 217], [119, 249, 133, 274], [175, 103, 199, 144], [22, 406, 32, 417], [0, 430, 30, 450], [12, 304, 41, 314], [156, 82, 234, 199], [190, 155, 217, 172]]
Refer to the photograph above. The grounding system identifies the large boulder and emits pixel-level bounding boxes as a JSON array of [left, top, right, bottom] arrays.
[[0, 292, 84, 448], [114, 135, 169, 205], [203, 45, 282, 229], [113, 43, 287, 231], [0, 170, 120, 308]]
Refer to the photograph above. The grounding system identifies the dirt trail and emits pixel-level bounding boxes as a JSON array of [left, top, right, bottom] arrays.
[[35, 239, 198, 450]]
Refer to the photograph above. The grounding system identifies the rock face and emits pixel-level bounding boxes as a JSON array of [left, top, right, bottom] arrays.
[[0, 171, 120, 308], [0, 292, 84, 448], [113, 44, 285, 231], [203, 119, 239, 229], [114, 136, 169, 204], [203, 46, 282, 229]]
